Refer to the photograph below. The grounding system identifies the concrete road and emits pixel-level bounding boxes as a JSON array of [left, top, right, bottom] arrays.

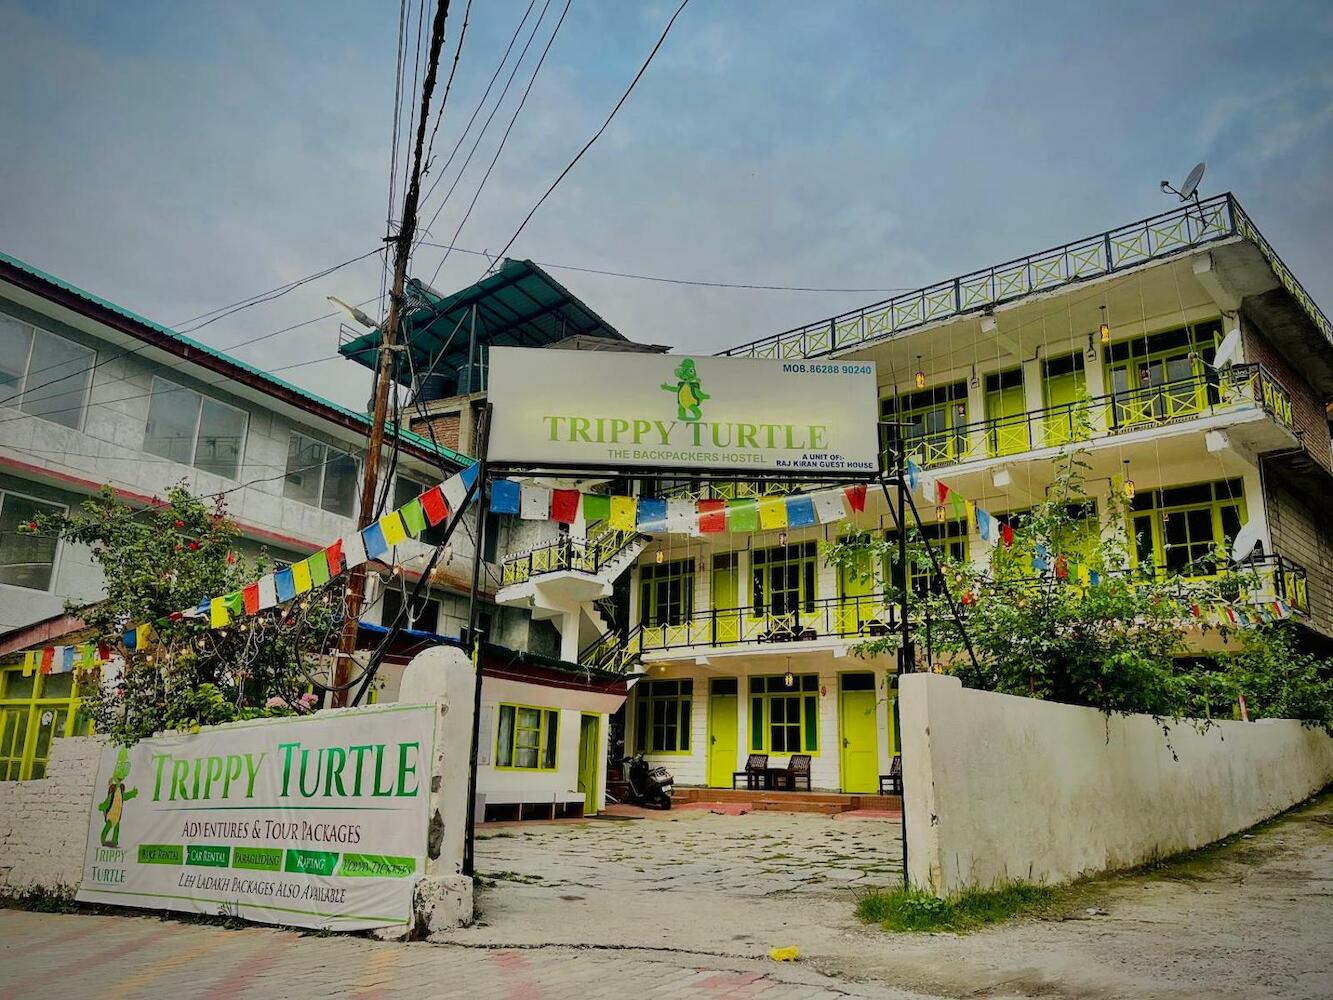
[[3, 796, 1329, 999]]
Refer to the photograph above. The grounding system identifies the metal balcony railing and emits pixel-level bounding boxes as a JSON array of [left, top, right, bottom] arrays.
[[500, 526, 643, 588], [887, 363, 1294, 471], [719, 193, 1333, 361]]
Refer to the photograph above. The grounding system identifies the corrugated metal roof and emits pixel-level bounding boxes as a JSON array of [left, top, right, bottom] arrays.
[[0, 249, 474, 468]]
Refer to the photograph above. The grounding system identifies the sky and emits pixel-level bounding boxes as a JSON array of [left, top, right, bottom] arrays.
[[2, 0, 1331, 411]]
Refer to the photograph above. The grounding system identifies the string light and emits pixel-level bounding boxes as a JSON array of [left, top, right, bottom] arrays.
[[1122, 459, 1135, 500], [936, 504, 947, 522], [784, 657, 794, 688], [655, 549, 664, 564], [914, 355, 926, 389], [1099, 305, 1111, 343], [777, 530, 787, 546]]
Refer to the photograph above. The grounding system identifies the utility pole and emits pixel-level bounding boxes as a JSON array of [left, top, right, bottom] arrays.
[[333, 0, 453, 706]]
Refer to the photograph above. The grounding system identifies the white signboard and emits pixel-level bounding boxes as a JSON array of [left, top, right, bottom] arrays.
[[76, 705, 435, 931], [487, 347, 880, 473]]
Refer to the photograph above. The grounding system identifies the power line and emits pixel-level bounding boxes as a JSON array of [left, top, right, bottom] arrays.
[[417, 240, 914, 294], [423, 0, 473, 177], [429, 0, 573, 284], [483, 0, 693, 275]]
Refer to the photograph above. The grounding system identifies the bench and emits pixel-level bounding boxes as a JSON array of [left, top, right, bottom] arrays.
[[476, 789, 586, 822], [879, 755, 902, 796]]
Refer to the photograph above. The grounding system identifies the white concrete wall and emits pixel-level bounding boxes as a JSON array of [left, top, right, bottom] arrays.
[[899, 673, 1333, 896], [0, 735, 103, 892]]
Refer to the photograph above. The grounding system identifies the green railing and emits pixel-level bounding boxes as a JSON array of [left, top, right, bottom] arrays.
[[500, 525, 643, 588], [889, 363, 1293, 471]]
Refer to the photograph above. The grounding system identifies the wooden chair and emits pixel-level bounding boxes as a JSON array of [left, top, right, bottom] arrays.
[[732, 753, 768, 790], [776, 754, 812, 791], [879, 755, 902, 796]]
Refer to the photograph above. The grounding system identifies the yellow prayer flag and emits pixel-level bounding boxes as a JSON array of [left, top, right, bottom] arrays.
[[609, 496, 637, 531], [758, 497, 788, 530], [22, 650, 38, 676], [379, 511, 407, 547], [136, 623, 152, 648], [291, 559, 313, 594], [965, 499, 976, 524], [1077, 565, 1092, 586], [210, 597, 230, 628]]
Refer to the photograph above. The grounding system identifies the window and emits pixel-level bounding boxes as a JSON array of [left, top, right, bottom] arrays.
[[984, 369, 1026, 457], [0, 666, 94, 780], [1131, 479, 1244, 578], [142, 378, 247, 479], [752, 541, 817, 615], [749, 674, 818, 753], [381, 586, 441, 633], [394, 474, 448, 545], [495, 704, 559, 769], [885, 521, 967, 596], [1106, 321, 1221, 427], [639, 559, 695, 627], [0, 314, 95, 430], [881, 382, 968, 468], [0, 492, 64, 590], [634, 679, 692, 753], [284, 432, 358, 517]]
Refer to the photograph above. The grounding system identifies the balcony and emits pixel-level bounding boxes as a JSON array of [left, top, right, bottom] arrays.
[[500, 527, 644, 588], [581, 593, 899, 671], [893, 363, 1294, 471]]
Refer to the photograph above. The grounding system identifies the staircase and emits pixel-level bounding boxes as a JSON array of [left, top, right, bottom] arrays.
[[671, 787, 902, 815]]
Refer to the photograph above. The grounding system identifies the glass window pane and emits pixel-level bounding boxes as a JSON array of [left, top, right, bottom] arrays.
[[38, 673, 73, 699], [284, 433, 325, 506], [393, 476, 425, 510], [679, 700, 690, 751], [194, 398, 246, 479], [321, 448, 358, 517], [0, 494, 62, 589], [751, 697, 763, 749], [0, 316, 33, 396], [22, 332, 94, 429], [142, 379, 201, 465], [495, 705, 514, 766]]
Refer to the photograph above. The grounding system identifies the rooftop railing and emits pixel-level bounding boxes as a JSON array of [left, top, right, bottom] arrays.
[[500, 526, 643, 588], [719, 194, 1333, 360]]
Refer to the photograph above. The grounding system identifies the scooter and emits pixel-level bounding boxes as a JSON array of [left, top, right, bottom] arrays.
[[622, 753, 674, 809]]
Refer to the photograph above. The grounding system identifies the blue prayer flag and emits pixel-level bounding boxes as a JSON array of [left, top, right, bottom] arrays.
[[786, 496, 816, 527], [490, 479, 520, 514], [275, 566, 296, 602], [976, 509, 993, 542], [637, 497, 667, 532], [906, 458, 922, 491], [361, 522, 389, 561], [460, 462, 480, 492], [123, 629, 137, 650]]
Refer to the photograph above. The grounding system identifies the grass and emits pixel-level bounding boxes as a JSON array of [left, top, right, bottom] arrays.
[[855, 883, 1056, 933]]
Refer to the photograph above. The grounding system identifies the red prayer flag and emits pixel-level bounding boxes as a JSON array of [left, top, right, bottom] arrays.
[[243, 583, 261, 615], [325, 538, 345, 575], [550, 489, 581, 524], [419, 485, 448, 526], [1054, 554, 1069, 579], [97, 642, 111, 660], [697, 499, 727, 532], [1190, 603, 1202, 618], [40, 647, 54, 673], [935, 481, 950, 505], [844, 484, 868, 513], [1000, 522, 1015, 546]]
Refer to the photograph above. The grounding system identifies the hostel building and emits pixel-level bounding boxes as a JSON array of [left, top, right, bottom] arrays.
[[495, 193, 1333, 794]]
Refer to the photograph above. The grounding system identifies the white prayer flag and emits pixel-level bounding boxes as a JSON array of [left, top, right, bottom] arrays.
[[340, 531, 368, 569], [257, 574, 278, 611], [665, 499, 695, 534], [520, 484, 551, 520], [813, 490, 846, 524], [442, 472, 468, 512]]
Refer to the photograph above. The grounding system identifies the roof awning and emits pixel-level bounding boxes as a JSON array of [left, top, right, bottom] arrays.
[[338, 259, 629, 393]]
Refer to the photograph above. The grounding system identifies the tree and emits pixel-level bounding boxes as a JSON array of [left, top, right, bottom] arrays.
[[825, 446, 1333, 730], [22, 484, 334, 744]]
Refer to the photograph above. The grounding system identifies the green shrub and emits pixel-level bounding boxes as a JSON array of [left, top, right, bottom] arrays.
[[855, 882, 1054, 932]]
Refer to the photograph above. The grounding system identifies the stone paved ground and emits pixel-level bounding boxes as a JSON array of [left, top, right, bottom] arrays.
[[4, 798, 1331, 999]]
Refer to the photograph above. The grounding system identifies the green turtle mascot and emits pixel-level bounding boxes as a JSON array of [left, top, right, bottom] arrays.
[[97, 748, 138, 848], [661, 358, 709, 422]]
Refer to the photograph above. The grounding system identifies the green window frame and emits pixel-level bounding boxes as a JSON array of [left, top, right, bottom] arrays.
[[752, 541, 818, 615], [881, 382, 969, 467], [495, 703, 559, 770], [984, 368, 1027, 457], [885, 520, 967, 596], [639, 559, 695, 628], [634, 678, 692, 753], [1130, 479, 1244, 579], [1105, 320, 1222, 427], [749, 674, 819, 754], [0, 666, 93, 781]]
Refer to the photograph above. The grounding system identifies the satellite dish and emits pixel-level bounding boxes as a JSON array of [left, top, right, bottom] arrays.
[[1160, 162, 1206, 203], [1212, 328, 1242, 368], [1230, 520, 1263, 564], [1179, 162, 1206, 200]]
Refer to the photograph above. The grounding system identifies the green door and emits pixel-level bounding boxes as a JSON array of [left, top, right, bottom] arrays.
[[712, 554, 740, 644], [707, 678, 739, 788], [985, 371, 1027, 456], [577, 714, 600, 815], [839, 673, 879, 794]]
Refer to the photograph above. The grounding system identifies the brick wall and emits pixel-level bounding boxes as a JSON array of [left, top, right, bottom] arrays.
[[1243, 325, 1332, 470], [1264, 475, 1333, 636], [0, 736, 103, 893], [411, 412, 462, 453]]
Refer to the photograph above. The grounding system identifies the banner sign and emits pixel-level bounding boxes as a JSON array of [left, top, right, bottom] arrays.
[[76, 704, 436, 931], [487, 347, 881, 473]]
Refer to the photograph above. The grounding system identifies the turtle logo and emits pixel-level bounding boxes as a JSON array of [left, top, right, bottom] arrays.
[[97, 748, 139, 848], [660, 358, 710, 422]]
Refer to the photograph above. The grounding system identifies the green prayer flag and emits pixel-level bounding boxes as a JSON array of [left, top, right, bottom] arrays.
[[223, 591, 245, 614], [950, 490, 964, 519], [308, 549, 330, 587], [400, 498, 427, 537], [727, 497, 758, 532], [582, 493, 610, 523]]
